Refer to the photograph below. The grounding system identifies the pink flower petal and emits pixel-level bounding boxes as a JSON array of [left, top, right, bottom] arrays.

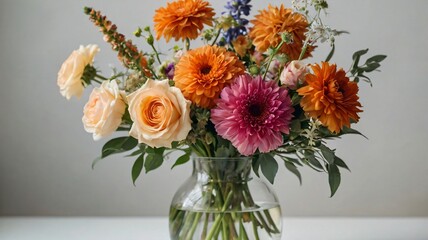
[[211, 74, 294, 156]]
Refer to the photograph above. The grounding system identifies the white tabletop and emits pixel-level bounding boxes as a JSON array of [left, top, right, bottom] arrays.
[[1, 217, 427, 240]]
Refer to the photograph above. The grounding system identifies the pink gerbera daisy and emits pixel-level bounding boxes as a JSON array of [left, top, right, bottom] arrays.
[[211, 74, 294, 156]]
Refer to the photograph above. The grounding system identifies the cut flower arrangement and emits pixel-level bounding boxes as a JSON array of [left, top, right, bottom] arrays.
[[57, 0, 386, 239]]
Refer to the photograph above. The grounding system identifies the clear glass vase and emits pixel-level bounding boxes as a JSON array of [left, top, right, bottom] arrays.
[[169, 156, 282, 240]]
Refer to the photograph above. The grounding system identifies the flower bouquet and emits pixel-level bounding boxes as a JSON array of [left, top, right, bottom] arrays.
[[57, 0, 385, 239]]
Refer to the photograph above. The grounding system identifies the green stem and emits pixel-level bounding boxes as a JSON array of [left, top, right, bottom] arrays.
[[195, 140, 210, 157], [205, 190, 234, 239], [298, 39, 309, 61], [298, 10, 320, 62], [148, 68, 159, 79], [201, 213, 209, 239], [250, 213, 260, 240], [95, 73, 108, 80], [108, 72, 125, 80], [226, 184, 239, 239], [185, 38, 190, 51], [255, 211, 273, 235], [242, 184, 277, 236], [263, 41, 285, 80], [228, 215, 238, 239], [202, 142, 212, 158], [150, 44, 162, 65], [222, 218, 228, 240], [189, 144, 205, 157], [92, 79, 103, 84], [170, 207, 185, 238], [185, 212, 202, 240], [214, 225, 221, 240], [239, 214, 250, 240], [180, 211, 196, 239], [210, 29, 221, 46], [264, 210, 280, 233]]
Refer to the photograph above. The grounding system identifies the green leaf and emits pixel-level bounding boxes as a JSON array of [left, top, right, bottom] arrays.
[[132, 153, 145, 185], [252, 155, 261, 178], [284, 161, 302, 185], [260, 153, 279, 184], [283, 156, 303, 166], [328, 164, 341, 197], [118, 137, 138, 150], [144, 153, 164, 173], [214, 146, 230, 158], [350, 50, 386, 87], [291, 93, 302, 106], [101, 137, 138, 158], [319, 144, 335, 164], [362, 77, 373, 87], [145, 146, 165, 155], [317, 126, 336, 138], [353, 76, 360, 83], [126, 149, 143, 157], [93, 137, 138, 169], [289, 119, 302, 140], [171, 151, 191, 169], [290, 119, 301, 132], [91, 156, 102, 170], [335, 30, 350, 35], [366, 55, 387, 63], [145, 146, 155, 154], [334, 156, 350, 171], [352, 48, 369, 61], [358, 74, 371, 81], [305, 154, 324, 171], [325, 43, 335, 62], [361, 62, 381, 72], [340, 126, 368, 139], [351, 49, 369, 73]]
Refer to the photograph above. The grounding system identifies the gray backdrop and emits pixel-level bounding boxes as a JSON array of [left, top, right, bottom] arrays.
[[1, 0, 427, 217]]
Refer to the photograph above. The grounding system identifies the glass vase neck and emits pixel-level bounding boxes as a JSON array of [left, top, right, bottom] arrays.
[[191, 156, 252, 182]]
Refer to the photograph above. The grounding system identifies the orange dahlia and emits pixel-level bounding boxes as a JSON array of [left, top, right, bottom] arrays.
[[297, 62, 362, 133], [249, 4, 313, 60], [174, 45, 245, 108], [153, 0, 215, 42]]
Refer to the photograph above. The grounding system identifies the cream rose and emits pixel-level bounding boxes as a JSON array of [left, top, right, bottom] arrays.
[[57, 44, 100, 100], [127, 79, 192, 148], [280, 60, 308, 90], [82, 80, 126, 140]]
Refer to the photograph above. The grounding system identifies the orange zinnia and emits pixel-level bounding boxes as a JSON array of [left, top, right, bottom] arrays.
[[249, 5, 313, 60], [174, 45, 245, 108], [153, 0, 215, 42], [297, 62, 362, 133]]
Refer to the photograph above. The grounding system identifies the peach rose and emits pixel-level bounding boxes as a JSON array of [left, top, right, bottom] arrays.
[[82, 80, 126, 140], [57, 44, 100, 100], [280, 60, 308, 90], [127, 79, 192, 148]]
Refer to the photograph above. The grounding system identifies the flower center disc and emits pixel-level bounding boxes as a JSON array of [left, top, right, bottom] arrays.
[[249, 103, 263, 117], [201, 65, 212, 75]]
